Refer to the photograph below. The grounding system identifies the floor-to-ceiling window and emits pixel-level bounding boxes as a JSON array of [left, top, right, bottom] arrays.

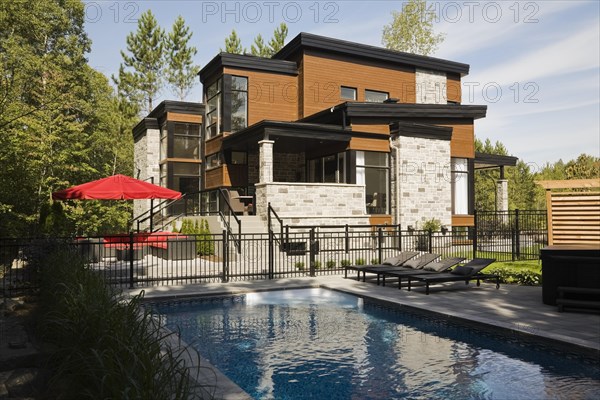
[[308, 152, 347, 183], [451, 157, 469, 215], [357, 151, 389, 214]]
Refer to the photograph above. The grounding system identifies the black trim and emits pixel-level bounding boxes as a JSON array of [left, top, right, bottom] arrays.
[[133, 118, 159, 139], [199, 52, 298, 84], [274, 32, 470, 75], [222, 74, 232, 133], [468, 158, 475, 215], [302, 102, 487, 125], [390, 122, 452, 141], [474, 152, 518, 168]]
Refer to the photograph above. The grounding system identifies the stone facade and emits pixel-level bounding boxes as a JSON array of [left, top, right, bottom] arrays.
[[496, 179, 509, 212], [258, 140, 274, 183], [133, 127, 161, 221], [255, 182, 368, 226], [416, 69, 447, 104], [391, 135, 452, 229]]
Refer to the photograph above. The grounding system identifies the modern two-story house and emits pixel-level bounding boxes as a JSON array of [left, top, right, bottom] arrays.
[[134, 33, 515, 231]]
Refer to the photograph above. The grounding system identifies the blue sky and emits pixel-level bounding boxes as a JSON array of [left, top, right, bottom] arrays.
[[83, 0, 600, 168]]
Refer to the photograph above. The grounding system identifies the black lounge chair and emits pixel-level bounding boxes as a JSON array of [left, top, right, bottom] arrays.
[[360, 253, 441, 285], [344, 251, 419, 281], [406, 258, 498, 295], [380, 257, 466, 288]]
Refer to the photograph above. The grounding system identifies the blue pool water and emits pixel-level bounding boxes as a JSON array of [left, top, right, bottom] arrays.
[[150, 288, 600, 399]]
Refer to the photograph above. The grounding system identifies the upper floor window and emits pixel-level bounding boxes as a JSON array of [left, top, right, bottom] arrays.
[[205, 78, 222, 140], [173, 123, 200, 159], [341, 86, 357, 100], [365, 89, 389, 103], [231, 76, 248, 132]]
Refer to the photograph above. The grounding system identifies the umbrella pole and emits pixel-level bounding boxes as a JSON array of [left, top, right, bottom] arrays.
[[150, 199, 154, 232]]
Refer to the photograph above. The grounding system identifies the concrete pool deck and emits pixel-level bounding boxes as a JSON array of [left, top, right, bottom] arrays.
[[133, 276, 600, 399]]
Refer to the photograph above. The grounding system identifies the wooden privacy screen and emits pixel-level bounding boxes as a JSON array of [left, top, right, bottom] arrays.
[[537, 179, 600, 246]]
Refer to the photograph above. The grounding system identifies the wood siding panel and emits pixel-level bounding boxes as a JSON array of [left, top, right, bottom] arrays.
[[547, 191, 600, 246], [205, 136, 222, 156], [205, 167, 229, 189], [223, 67, 298, 124], [348, 137, 390, 152], [369, 215, 392, 225], [452, 215, 474, 226], [301, 50, 416, 118], [351, 123, 390, 135], [398, 117, 474, 159], [446, 73, 461, 103], [166, 112, 202, 124]]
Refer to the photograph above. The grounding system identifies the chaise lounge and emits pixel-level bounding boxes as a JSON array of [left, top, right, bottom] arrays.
[[380, 256, 466, 288], [360, 253, 441, 285], [405, 258, 498, 295], [344, 251, 419, 281]]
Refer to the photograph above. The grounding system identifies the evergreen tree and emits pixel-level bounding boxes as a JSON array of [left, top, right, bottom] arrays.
[[250, 34, 270, 57], [268, 23, 288, 55], [222, 29, 244, 54], [382, 0, 445, 55], [165, 16, 199, 100], [114, 10, 165, 113]]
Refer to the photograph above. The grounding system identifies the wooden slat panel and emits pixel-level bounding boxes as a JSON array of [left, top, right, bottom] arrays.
[[547, 190, 600, 246], [205, 136, 222, 156], [348, 137, 390, 152], [223, 67, 298, 125], [167, 112, 202, 123], [205, 167, 227, 189], [301, 50, 416, 118], [447, 73, 461, 103], [351, 123, 390, 135], [369, 215, 392, 225], [452, 215, 474, 226]]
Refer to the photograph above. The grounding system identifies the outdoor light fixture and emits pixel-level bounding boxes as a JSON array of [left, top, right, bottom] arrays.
[[407, 225, 414, 232], [441, 226, 449, 235]]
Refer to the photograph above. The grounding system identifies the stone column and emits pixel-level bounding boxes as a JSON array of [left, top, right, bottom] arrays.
[[496, 179, 509, 212], [259, 139, 274, 183]]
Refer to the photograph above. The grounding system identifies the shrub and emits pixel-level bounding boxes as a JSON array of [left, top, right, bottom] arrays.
[[355, 258, 366, 266], [487, 267, 542, 286], [371, 258, 380, 264], [326, 260, 336, 269], [37, 245, 198, 399], [314, 261, 322, 270], [179, 218, 214, 256], [295, 261, 305, 271], [340, 259, 351, 267]]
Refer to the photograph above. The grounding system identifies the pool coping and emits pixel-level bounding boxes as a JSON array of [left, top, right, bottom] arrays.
[[133, 278, 600, 399]]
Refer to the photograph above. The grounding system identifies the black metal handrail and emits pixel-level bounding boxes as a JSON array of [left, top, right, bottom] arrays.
[[217, 188, 242, 253], [132, 191, 200, 232], [267, 203, 285, 246]]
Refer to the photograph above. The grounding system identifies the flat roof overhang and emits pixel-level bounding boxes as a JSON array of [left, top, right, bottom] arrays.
[[474, 152, 518, 170], [222, 121, 380, 153], [302, 102, 488, 125]]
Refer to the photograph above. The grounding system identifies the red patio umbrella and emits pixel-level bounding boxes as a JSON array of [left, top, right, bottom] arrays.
[[52, 174, 181, 200]]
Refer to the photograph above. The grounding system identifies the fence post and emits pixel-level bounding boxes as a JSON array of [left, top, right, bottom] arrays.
[[268, 229, 274, 279], [128, 231, 134, 289], [377, 227, 383, 263], [397, 225, 402, 251], [309, 228, 316, 277], [222, 230, 229, 282], [473, 210, 478, 260], [345, 224, 349, 253], [515, 209, 521, 260]]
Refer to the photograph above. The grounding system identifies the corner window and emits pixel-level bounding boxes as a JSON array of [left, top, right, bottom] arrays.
[[172, 123, 200, 159], [451, 158, 469, 214], [365, 89, 389, 103], [231, 151, 247, 165], [205, 78, 222, 140], [341, 86, 357, 100], [231, 76, 248, 132], [206, 153, 223, 170]]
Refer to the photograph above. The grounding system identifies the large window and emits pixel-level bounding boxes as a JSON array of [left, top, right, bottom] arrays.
[[159, 125, 168, 161], [172, 123, 200, 159], [308, 152, 346, 183], [365, 89, 389, 103], [205, 78, 222, 140], [206, 153, 223, 170], [451, 158, 469, 214], [231, 76, 248, 132], [357, 151, 389, 214]]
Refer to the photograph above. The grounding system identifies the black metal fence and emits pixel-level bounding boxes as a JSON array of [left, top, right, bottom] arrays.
[[475, 209, 547, 261], [1, 211, 547, 297]]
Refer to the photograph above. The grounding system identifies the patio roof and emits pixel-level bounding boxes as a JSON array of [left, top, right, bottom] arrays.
[[474, 152, 518, 170], [221, 120, 379, 153]]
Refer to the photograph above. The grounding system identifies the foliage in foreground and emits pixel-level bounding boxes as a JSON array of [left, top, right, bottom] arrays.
[[486, 261, 542, 286], [36, 243, 205, 399]]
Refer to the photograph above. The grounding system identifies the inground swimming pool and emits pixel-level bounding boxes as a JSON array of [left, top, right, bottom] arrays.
[[150, 288, 600, 399]]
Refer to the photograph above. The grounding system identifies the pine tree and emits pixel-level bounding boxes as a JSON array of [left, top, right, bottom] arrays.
[[250, 34, 270, 57], [222, 29, 244, 54], [114, 10, 165, 113], [382, 0, 445, 56], [268, 23, 288, 55], [165, 16, 199, 100]]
